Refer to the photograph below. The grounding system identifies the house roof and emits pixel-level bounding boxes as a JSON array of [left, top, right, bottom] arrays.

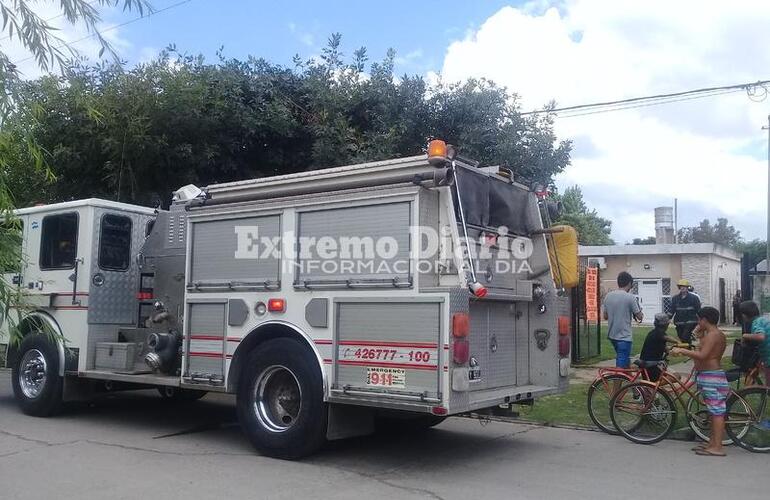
[[579, 243, 742, 261]]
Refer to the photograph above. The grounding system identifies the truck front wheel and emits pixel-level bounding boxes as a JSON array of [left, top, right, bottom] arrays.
[[11, 334, 64, 417], [236, 338, 327, 459]]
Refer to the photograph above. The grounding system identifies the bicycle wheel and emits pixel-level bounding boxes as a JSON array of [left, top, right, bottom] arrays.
[[587, 373, 632, 435], [726, 386, 770, 453], [610, 382, 677, 444], [686, 390, 743, 446]]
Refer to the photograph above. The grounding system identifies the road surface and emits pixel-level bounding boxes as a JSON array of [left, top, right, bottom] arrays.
[[0, 369, 765, 500]]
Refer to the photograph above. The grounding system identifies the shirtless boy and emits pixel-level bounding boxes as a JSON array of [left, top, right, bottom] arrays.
[[671, 306, 727, 457]]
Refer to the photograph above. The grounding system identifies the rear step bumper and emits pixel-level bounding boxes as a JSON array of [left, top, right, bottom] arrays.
[[452, 385, 559, 415]]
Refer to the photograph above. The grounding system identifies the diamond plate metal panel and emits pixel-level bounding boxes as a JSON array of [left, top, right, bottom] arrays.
[[88, 209, 155, 325]]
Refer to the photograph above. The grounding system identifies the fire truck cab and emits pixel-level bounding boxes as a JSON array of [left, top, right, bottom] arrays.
[[3, 145, 576, 459]]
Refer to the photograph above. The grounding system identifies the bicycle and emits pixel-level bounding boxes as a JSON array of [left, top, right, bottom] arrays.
[[725, 362, 770, 453], [608, 356, 754, 445], [586, 362, 656, 435]]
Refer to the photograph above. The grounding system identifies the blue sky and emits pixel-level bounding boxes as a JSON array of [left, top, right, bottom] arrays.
[[9, 0, 770, 243], [111, 0, 517, 75]]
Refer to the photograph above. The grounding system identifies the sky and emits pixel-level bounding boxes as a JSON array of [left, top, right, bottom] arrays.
[[4, 0, 770, 244]]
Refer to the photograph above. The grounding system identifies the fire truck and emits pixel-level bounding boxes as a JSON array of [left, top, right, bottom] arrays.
[[2, 141, 578, 459]]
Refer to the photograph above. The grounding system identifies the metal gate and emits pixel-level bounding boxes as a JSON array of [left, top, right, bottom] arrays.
[[571, 263, 601, 362]]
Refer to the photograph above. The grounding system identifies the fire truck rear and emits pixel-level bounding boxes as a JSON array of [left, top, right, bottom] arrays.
[[3, 141, 577, 459]]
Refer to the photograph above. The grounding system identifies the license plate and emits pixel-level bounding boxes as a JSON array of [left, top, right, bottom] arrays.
[[366, 367, 406, 388]]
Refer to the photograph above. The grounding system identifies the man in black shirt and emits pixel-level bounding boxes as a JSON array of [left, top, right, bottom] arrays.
[[639, 313, 679, 381], [670, 278, 701, 344]]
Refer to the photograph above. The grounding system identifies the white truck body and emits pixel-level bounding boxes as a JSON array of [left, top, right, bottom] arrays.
[[2, 152, 571, 458]]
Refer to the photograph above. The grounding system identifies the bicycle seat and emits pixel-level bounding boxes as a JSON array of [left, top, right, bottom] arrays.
[[725, 367, 741, 383], [633, 359, 662, 368]]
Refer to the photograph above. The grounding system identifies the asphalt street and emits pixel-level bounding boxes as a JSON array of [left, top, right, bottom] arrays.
[[0, 369, 766, 500]]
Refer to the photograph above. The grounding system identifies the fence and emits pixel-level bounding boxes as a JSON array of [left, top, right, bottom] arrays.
[[571, 263, 601, 362]]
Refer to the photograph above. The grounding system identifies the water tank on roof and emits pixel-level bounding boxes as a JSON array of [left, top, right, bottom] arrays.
[[654, 206, 674, 244]]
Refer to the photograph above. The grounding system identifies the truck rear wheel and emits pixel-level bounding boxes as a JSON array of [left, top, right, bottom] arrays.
[[236, 338, 327, 459], [11, 334, 63, 417]]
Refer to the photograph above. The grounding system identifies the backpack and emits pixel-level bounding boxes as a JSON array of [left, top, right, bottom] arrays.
[[731, 339, 760, 372]]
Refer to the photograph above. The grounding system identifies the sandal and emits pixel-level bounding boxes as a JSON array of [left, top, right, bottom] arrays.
[[695, 449, 726, 457]]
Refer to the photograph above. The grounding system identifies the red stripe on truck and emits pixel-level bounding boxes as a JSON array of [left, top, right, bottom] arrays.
[[337, 359, 437, 371], [338, 340, 438, 349]]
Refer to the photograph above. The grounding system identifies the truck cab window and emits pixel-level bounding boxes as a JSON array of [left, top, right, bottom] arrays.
[[99, 214, 132, 271], [40, 213, 78, 270]]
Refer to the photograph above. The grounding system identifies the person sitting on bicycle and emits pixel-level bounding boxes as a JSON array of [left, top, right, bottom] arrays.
[[739, 300, 770, 386], [671, 306, 727, 457], [639, 313, 679, 381]]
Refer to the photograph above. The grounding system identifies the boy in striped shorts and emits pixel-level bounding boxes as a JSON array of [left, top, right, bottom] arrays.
[[671, 306, 727, 457]]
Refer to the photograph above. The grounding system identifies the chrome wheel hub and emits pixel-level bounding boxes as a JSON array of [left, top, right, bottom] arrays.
[[253, 365, 302, 433], [19, 349, 47, 399]]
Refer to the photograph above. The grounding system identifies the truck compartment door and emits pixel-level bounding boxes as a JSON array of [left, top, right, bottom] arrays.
[[332, 299, 443, 404]]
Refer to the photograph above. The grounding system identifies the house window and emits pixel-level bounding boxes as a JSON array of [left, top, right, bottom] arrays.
[[40, 213, 78, 270], [99, 214, 132, 271]]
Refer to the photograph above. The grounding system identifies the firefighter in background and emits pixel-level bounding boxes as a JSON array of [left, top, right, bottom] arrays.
[[670, 278, 701, 345]]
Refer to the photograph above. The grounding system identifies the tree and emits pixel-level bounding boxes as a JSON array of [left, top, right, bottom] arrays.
[[677, 218, 741, 247], [736, 239, 767, 268], [631, 236, 656, 245], [1, 0, 150, 345], [552, 186, 614, 245], [2, 38, 572, 207]]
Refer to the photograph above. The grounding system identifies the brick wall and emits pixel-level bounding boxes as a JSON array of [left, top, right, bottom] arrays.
[[681, 254, 712, 306]]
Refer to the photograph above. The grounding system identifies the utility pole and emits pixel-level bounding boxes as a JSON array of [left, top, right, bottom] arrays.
[[762, 115, 770, 285]]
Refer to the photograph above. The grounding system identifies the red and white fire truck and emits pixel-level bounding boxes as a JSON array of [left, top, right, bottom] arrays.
[[2, 141, 577, 458]]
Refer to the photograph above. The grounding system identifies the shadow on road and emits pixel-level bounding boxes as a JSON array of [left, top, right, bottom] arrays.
[[0, 385, 534, 465]]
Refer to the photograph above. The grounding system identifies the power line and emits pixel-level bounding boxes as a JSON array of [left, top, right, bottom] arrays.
[[11, 0, 193, 66], [557, 88, 745, 119], [522, 79, 770, 117]]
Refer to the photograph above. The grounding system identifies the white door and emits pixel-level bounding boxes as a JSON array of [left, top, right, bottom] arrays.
[[637, 280, 662, 321]]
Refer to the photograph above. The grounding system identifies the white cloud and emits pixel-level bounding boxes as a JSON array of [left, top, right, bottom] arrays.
[[3, 3, 131, 79], [438, 1, 770, 243]]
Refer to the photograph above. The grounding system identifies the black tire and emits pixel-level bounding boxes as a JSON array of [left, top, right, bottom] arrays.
[[609, 382, 677, 445], [687, 390, 741, 446], [587, 373, 631, 435], [726, 387, 770, 453], [11, 334, 63, 417], [157, 387, 207, 401], [236, 338, 327, 459]]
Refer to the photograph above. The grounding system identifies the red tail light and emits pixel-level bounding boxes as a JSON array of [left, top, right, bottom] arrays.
[[452, 313, 469, 337], [557, 315, 570, 357], [267, 298, 286, 312], [136, 291, 153, 300], [453, 338, 470, 364], [431, 406, 448, 416]]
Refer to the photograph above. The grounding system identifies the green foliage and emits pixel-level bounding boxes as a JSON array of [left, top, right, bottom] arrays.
[[676, 218, 741, 247], [0, 0, 149, 347], [737, 238, 767, 268], [2, 39, 572, 207], [630, 236, 656, 245], [553, 185, 613, 246]]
